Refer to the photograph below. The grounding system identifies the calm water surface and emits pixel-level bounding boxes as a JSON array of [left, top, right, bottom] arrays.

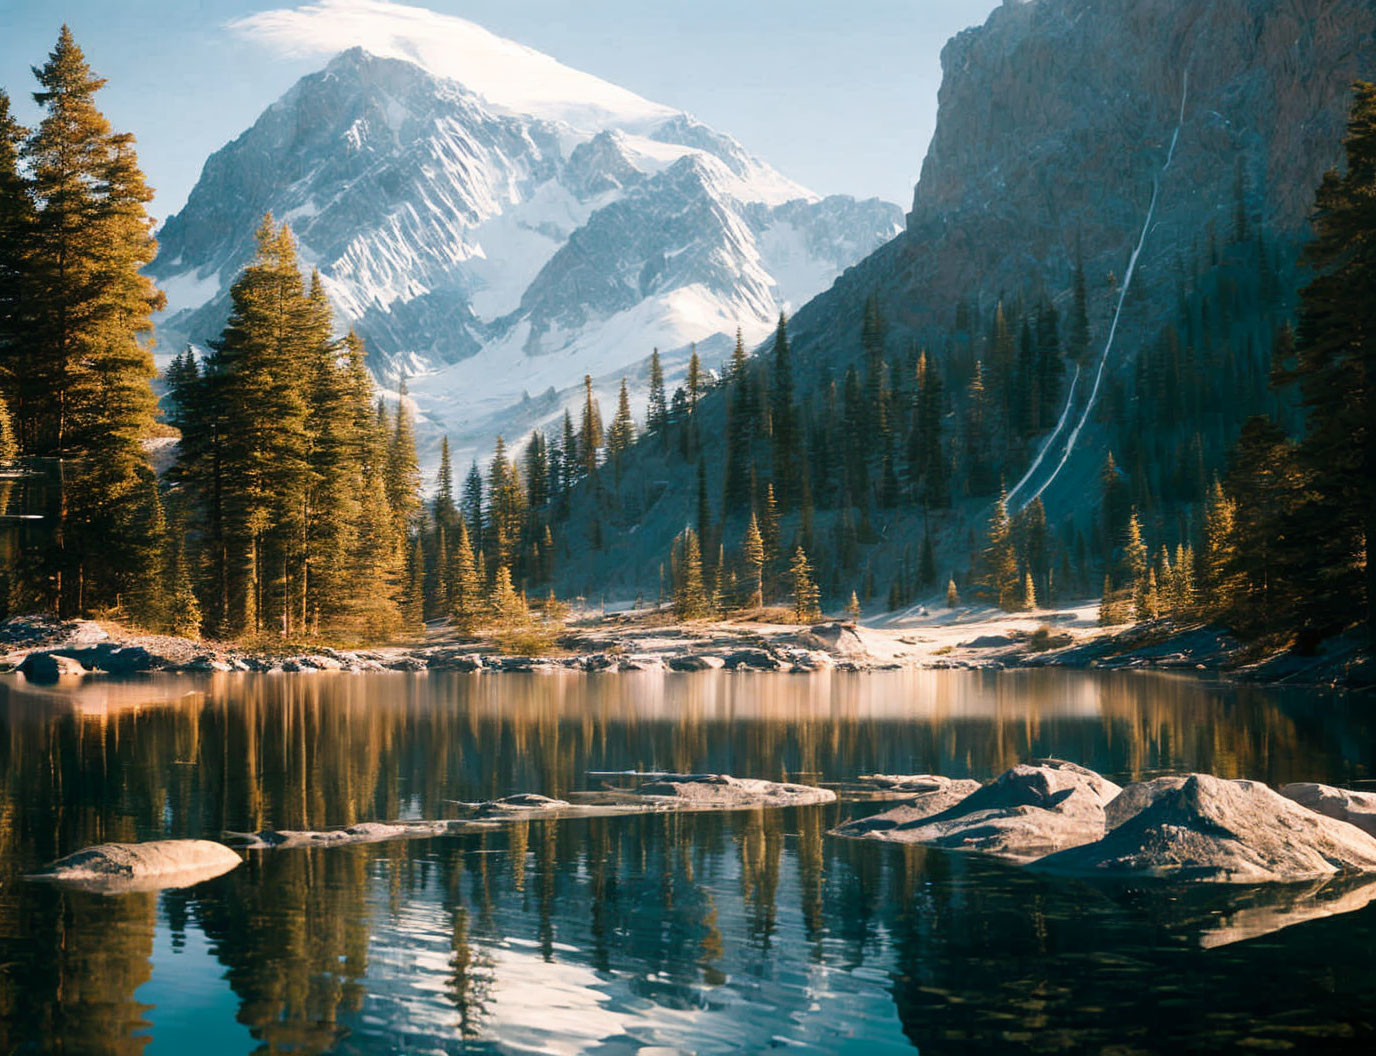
[[1, 669, 1374, 1054]]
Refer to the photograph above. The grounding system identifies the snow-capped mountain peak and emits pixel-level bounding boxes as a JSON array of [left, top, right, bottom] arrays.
[[152, 29, 902, 472]]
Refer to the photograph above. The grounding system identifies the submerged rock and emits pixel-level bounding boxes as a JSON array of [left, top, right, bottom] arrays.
[[1036, 774, 1376, 883], [1280, 782, 1376, 838], [32, 839, 242, 894], [832, 760, 1121, 863], [630, 773, 836, 808], [230, 820, 475, 849], [469, 793, 571, 819]]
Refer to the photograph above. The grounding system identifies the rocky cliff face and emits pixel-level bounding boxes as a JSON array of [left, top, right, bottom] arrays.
[[150, 46, 902, 467], [794, 0, 1373, 354]]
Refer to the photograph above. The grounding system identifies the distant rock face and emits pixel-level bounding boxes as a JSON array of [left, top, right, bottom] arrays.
[[34, 840, 242, 894], [1037, 774, 1376, 882], [150, 46, 901, 468]]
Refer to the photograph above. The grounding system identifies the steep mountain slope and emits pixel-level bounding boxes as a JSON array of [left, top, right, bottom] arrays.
[[150, 46, 902, 466], [548, 0, 1376, 602], [783, 0, 1373, 517]]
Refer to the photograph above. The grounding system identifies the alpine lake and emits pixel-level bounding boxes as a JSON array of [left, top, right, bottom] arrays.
[[1, 668, 1374, 1054]]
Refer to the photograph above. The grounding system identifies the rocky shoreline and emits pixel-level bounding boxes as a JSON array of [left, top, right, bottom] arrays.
[[0, 609, 1368, 689], [0, 613, 881, 679]]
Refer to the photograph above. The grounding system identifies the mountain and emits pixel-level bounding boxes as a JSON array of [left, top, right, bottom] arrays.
[[781, 0, 1373, 515], [544, 0, 1376, 602], [149, 44, 902, 466]]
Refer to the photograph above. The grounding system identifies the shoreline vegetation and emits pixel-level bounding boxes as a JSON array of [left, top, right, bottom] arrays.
[[0, 30, 1370, 671], [1, 602, 1368, 689]]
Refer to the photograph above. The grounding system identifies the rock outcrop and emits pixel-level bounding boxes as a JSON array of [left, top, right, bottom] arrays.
[[32, 839, 243, 894], [833, 760, 1121, 863], [1280, 782, 1376, 838], [834, 775, 984, 833], [1036, 774, 1376, 883]]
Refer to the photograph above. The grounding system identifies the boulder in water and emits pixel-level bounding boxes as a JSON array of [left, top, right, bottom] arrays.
[[1280, 782, 1376, 838], [631, 773, 836, 808], [832, 760, 1121, 863], [1035, 774, 1376, 882], [32, 839, 242, 894]]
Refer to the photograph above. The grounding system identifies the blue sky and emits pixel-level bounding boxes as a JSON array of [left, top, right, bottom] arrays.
[[0, 0, 1000, 222]]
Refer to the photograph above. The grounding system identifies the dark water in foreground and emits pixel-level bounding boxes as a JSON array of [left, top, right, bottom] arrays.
[[1, 669, 1374, 1055]]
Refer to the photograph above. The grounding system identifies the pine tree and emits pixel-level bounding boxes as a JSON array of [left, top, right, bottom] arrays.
[[789, 546, 821, 623], [769, 313, 802, 507], [1122, 511, 1149, 616], [191, 217, 311, 636], [647, 349, 667, 433], [434, 436, 458, 531], [1197, 477, 1241, 622], [672, 528, 710, 619], [1021, 571, 1037, 612], [386, 381, 422, 539], [759, 482, 780, 598], [17, 29, 165, 615], [1223, 416, 1302, 629], [920, 530, 937, 587], [402, 530, 425, 629], [449, 518, 483, 632], [1274, 81, 1376, 642], [946, 577, 959, 608], [686, 345, 702, 413], [0, 90, 32, 396], [981, 489, 1020, 610], [741, 513, 765, 609], [579, 374, 602, 474], [845, 591, 861, 620], [462, 461, 485, 544], [606, 377, 635, 468], [489, 564, 527, 627]]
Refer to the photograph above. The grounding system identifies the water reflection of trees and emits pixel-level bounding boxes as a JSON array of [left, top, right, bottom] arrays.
[[0, 670, 1373, 1052]]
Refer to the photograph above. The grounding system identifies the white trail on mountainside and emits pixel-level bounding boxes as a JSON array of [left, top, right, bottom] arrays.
[[1006, 363, 1081, 504], [1019, 71, 1189, 509]]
